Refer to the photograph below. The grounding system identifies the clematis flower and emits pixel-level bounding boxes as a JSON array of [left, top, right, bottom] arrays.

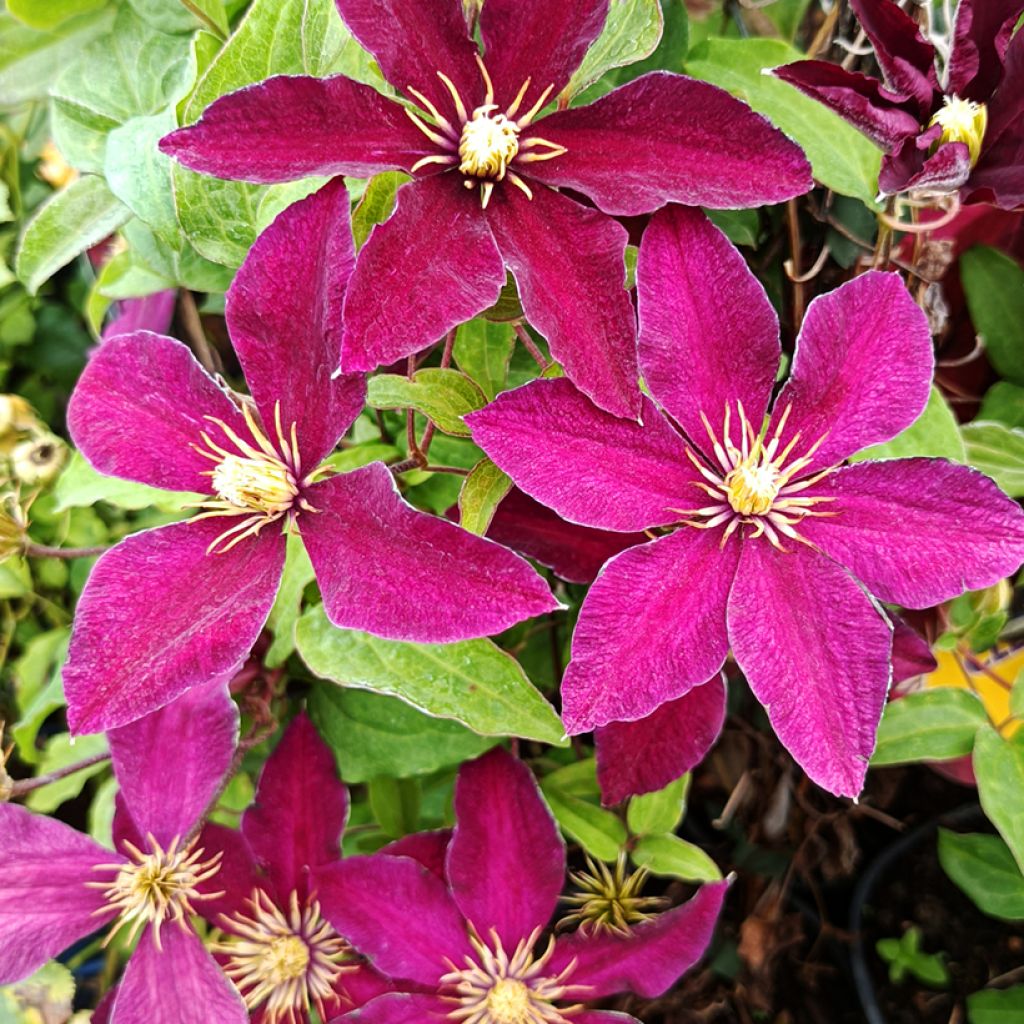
[[467, 205, 1024, 797], [159, 0, 812, 418], [313, 746, 726, 1024], [0, 683, 247, 1024], [62, 178, 557, 734], [196, 712, 392, 1023], [773, 0, 1024, 207]]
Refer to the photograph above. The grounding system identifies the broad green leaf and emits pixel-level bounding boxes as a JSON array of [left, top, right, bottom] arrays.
[[12, 633, 69, 765], [979, 382, 1024, 429], [968, 987, 1024, 1023], [961, 246, 1024, 385], [352, 172, 405, 250], [11, 628, 68, 714], [0, 962, 76, 1024], [129, 0, 228, 35], [295, 605, 566, 744], [856, 386, 966, 462], [181, 0, 230, 37], [631, 833, 721, 881], [541, 782, 627, 861], [1011, 669, 1024, 720], [961, 422, 1024, 497], [8, 0, 106, 30], [89, 775, 118, 849], [541, 757, 602, 799], [763, 0, 813, 41], [706, 208, 759, 247], [16, 176, 129, 295], [938, 829, 1024, 921], [974, 726, 1024, 873], [368, 776, 420, 839], [458, 459, 512, 536], [54, 452, 198, 512], [367, 369, 487, 436], [613, 0, 689, 81], [264, 533, 315, 668], [453, 319, 516, 400], [627, 775, 689, 835], [686, 38, 882, 204], [565, 0, 663, 99], [309, 684, 494, 782], [871, 689, 988, 766], [25, 733, 109, 813]]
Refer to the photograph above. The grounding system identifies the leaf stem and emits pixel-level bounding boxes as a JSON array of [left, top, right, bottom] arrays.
[[7, 751, 110, 798]]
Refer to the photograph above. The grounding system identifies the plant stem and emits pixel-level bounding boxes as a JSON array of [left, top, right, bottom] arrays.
[[514, 323, 548, 368], [178, 290, 220, 375], [8, 751, 110, 798], [23, 541, 107, 560]]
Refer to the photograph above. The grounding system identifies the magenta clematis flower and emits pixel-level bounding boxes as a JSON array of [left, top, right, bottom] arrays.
[[159, 0, 812, 418], [774, 0, 1024, 207], [0, 683, 247, 1024], [467, 205, 1024, 797], [62, 178, 556, 734], [196, 712, 392, 1024], [312, 746, 726, 1024]]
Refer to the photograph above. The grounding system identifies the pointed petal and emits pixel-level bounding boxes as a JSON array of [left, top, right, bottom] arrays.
[[314, 855, 471, 986], [727, 541, 893, 797], [334, 964, 395, 1014], [64, 519, 285, 733], [67, 332, 246, 494], [109, 681, 239, 846], [467, 379, 697, 533], [562, 528, 739, 734], [103, 290, 176, 342], [381, 829, 452, 880], [340, 178, 505, 373], [485, 184, 639, 419], [520, 73, 812, 215], [302, 463, 557, 642], [769, 271, 933, 475], [486, 487, 644, 584], [479, 0, 608, 112], [0, 804, 112, 985], [242, 711, 349, 901], [551, 882, 727, 999], [447, 748, 564, 947], [227, 178, 366, 470], [337, 993, 451, 1023], [891, 617, 937, 683], [879, 133, 973, 195], [595, 675, 727, 805], [798, 459, 1024, 608], [160, 75, 433, 182], [637, 205, 780, 453], [333, 0, 480, 115], [945, 0, 1024, 100], [112, 926, 247, 1024], [192, 823, 263, 923]]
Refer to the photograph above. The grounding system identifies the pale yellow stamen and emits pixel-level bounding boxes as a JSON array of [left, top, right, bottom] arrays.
[[561, 852, 666, 937], [929, 95, 987, 166], [459, 105, 521, 180]]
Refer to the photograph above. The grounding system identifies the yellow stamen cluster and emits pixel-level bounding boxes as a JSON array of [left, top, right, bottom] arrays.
[[929, 95, 987, 166], [561, 853, 666, 937], [442, 927, 581, 1024], [459, 106, 521, 180], [218, 889, 353, 1024], [89, 834, 222, 949]]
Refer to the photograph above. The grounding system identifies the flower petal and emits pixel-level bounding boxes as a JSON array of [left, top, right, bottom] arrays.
[[381, 830, 452, 881], [193, 823, 263, 922], [64, 519, 285, 733], [551, 881, 727, 999], [467, 379, 697, 533], [561, 528, 739, 734], [302, 463, 557, 642], [447, 748, 564, 948], [334, 964, 395, 1015], [0, 804, 112, 985], [520, 72, 812, 215], [314, 855, 471, 986], [727, 540, 893, 797], [243, 711, 349, 901], [799, 459, 1024, 608], [67, 332, 246, 494], [160, 75, 432, 182], [112, 926, 247, 1024], [944, 0, 1022, 100], [479, 0, 608, 112], [340, 177, 505, 373], [768, 271, 933, 474], [891, 617, 937, 683], [879, 133, 973, 195], [485, 183, 639, 419], [595, 675, 727, 805], [227, 178, 366, 470], [637, 205, 780, 453], [338, 993, 451, 1023], [103, 290, 176, 342], [109, 681, 239, 846]]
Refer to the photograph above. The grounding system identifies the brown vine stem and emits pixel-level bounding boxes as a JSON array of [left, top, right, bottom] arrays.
[[7, 751, 110, 799], [23, 541, 108, 560], [514, 323, 548, 368], [178, 290, 221, 376], [785, 199, 805, 329]]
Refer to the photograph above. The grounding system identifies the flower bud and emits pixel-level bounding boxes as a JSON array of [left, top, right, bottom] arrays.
[[0, 395, 39, 437], [11, 434, 66, 487]]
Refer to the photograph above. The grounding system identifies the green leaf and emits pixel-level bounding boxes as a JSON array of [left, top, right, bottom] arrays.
[[54, 452, 197, 513], [309, 684, 495, 782], [706, 208, 759, 247], [352, 172, 405, 250], [8, 0, 106, 30], [631, 833, 721, 882], [454, 319, 516, 400], [979, 382, 1024, 429], [961, 246, 1024, 385], [871, 689, 988, 766], [368, 776, 421, 839], [295, 605, 566, 744], [540, 782, 627, 861], [0, 962, 76, 1024], [264, 533, 315, 668], [627, 775, 689, 835], [938, 829, 1024, 921], [367, 369, 487, 436], [613, 0, 689, 81], [25, 733, 109, 813], [16, 176, 129, 295], [541, 757, 602, 799], [974, 726, 1024, 874], [1011, 669, 1024, 721], [968, 986, 1024, 1023], [685, 38, 882, 204], [458, 459, 512, 536], [961, 422, 1024, 497], [856, 386, 966, 462], [565, 0, 664, 99], [12, 634, 69, 765]]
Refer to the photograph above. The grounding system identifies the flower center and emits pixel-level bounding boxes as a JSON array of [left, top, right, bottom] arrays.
[[459, 106, 521, 179], [929, 95, 987, 166], [724, 460, 782, 517], [90, 834, 222, 949], [211, 454, 298, 515], [219, 889, 353, 1024], [562, 852, 666, 937], [486, 978, 534, 1024]]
